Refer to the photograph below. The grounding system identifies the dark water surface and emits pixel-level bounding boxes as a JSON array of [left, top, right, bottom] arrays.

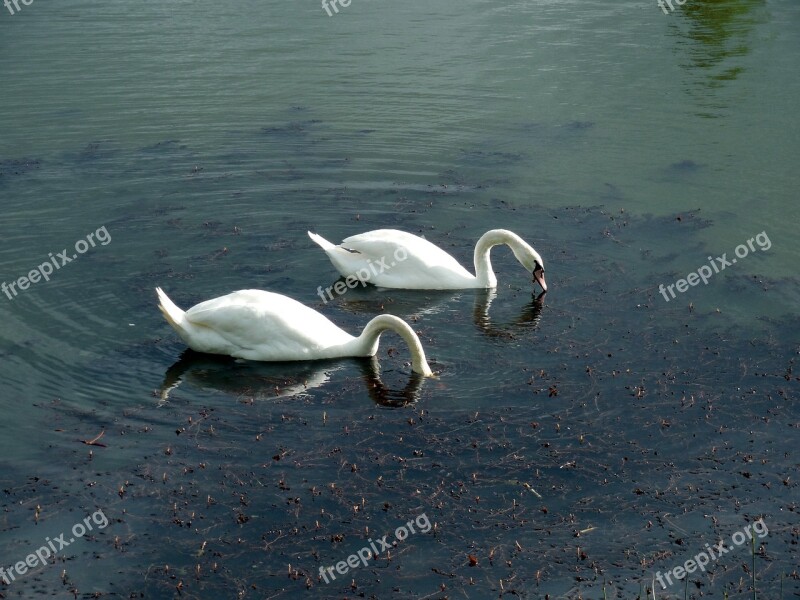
[[1, 0, 798, 598]]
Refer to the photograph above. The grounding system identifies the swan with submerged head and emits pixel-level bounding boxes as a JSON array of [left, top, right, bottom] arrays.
[[156, 288, 433, 376], [308, 229, 547, 291]]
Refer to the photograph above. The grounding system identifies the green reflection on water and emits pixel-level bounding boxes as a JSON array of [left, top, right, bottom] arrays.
[[678, 0, 767, 88]]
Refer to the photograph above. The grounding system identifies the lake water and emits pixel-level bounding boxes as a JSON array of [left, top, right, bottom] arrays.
[[1, 0, 798, 598]]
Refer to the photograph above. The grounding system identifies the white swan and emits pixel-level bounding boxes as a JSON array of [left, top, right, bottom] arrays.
[[155, 288, 433, 376], [308, 229, 547, 291]]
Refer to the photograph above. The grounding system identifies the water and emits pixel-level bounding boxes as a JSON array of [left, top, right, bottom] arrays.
[[0, 0, 798, 597]]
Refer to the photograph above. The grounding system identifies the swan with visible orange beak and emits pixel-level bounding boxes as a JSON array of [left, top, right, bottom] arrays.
[[308, 229, 547, 293]]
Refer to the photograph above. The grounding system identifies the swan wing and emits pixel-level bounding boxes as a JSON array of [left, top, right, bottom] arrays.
[[184, 290, 353, 361], [336, 229, 476, 289]]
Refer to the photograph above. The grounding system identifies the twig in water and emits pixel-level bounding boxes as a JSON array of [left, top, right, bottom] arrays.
[[80, 430, 107, 447]]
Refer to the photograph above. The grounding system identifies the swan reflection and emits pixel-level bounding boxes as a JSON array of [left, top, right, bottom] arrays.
[[327, 286, 546, 339], [356, 357, 426, 407], [473, 289, 546, 338], [159, 350, 424, 407]]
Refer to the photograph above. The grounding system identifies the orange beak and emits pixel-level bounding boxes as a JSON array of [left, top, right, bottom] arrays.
[[533, 269, 547, 292]]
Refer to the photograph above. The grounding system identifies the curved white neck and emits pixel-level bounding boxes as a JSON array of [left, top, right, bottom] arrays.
[[351, 314, 433, 376], [473, 229, 530, 287]]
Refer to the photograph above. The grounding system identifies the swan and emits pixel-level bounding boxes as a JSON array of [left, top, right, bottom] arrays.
[[308, 229, 547, 291], [155, 288, 433, 376]]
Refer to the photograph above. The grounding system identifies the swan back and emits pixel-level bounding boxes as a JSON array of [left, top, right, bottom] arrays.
[[183, 290, 354, 361], [316, 229, 475, 289]]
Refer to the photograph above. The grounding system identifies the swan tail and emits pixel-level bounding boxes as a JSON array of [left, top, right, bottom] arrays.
[[307, 231, 336, 251], [156, 287, 187, 333]]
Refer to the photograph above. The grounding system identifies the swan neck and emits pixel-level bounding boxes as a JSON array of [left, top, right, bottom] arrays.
[[474, 230, 519, 287], [357, 315, 433, 376], [474, 229, 533, 288]]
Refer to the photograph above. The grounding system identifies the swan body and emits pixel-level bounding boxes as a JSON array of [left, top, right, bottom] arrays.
[[308, 229, 546, 291], [156, 288, 433, 376]]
